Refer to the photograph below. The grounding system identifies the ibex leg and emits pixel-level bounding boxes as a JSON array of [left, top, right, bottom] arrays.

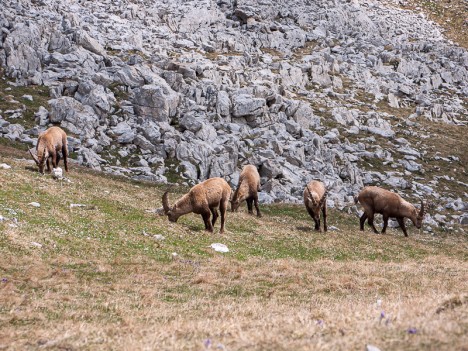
[[359, 213, 367, 231], [62, 145, 68, 172], [396, 217, 408, 237], [52, 152, 58, 169], [322, 200, 327, 232], [368, 213, 379, 234], [210, 208, 219, 227], [202, 211, 213, 233], [254, 195, 262, 218], [219, 200, 227, 234], [246, 198, 253, 215], [381, 214, 389, 234]]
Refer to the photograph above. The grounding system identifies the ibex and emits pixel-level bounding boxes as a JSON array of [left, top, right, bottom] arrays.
[[355, 186, 426, 237], [231, 165, 262, 217], [162, 177, 231, 234], [29, 126, 68, 174], [303, 180, 328, 232]]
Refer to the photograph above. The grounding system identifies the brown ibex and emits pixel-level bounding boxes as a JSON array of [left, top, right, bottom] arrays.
[[303, 180, 328, 232], [29, 126, 68, 174], [162, 177, 231, 234], [231, 165, 262, 217], [355, 186, 426, 237]]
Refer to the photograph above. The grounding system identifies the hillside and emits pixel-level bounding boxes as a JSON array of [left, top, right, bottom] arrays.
[[0, 0, 468, 348], [0, 147, 467, 350], [0, 0, 467, 230]]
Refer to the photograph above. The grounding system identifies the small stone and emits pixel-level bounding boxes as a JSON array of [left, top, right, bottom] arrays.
[[210, 243, 229, 253], [29, 202, 41, 207], [70, 204, 86, 208], [460, 215, 468, 225], [52, 167, 63, 179], [22, 95, 33, 101], [31, 242, 43, 248], [0, 163, 11, 169], [366, 345, 382, 351]]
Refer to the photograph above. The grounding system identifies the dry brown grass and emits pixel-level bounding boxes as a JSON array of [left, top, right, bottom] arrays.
[[0, 148, 467, 350], [399, 0, 468, 49], [1, 256, 467, 350]]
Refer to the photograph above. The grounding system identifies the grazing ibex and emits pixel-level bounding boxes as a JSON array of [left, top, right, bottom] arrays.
[[29, 126, 68, 174], [231, 165, 262, 217], [303, 180, 328, 232], [355, 186, 426, 237], [162, 177, 231, 234]]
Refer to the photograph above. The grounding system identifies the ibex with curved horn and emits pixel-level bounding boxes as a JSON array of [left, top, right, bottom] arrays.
[[354, 186, 426, 237], [231, 165, 262, 217], [162, 177, 232, 234], [303, 180, 328, 232], [29, 126, 68, 174]]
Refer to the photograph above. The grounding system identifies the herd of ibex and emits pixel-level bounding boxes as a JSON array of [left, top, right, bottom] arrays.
[[31, 126, 427, 237]]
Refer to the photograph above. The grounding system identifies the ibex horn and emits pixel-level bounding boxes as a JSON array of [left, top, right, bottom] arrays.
[[319, 189, 328, 208], [419, 199, 425, 218], [29, 148, 39, 165], [306, 185, 317, 206], [162, 191, 171, 214]]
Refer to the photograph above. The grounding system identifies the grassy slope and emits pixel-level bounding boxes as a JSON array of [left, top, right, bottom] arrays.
[[399, 0, 468, 49], [0, 146, 467, 351]]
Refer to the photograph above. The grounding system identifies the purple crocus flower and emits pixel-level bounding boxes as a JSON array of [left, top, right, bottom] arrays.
[[204, 339, 212, 348], [1, 278, 7, 283], [407, 328, 417, 334]]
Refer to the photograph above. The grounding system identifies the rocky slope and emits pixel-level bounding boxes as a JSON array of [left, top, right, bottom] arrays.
[[0, 0, 467, 228]]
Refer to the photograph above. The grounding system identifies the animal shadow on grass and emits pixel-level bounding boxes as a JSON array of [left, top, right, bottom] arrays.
[[296, 225, 313, 232], [186, 224, 216, 233], [187, 224, 203, 232], [25, 165, 38, 173]]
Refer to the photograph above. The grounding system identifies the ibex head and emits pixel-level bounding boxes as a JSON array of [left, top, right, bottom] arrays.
[[30, 147, 49, 174], [306, 186, 327, 222], [230, 190, 241, 212], [162, 190, 181, 222]]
